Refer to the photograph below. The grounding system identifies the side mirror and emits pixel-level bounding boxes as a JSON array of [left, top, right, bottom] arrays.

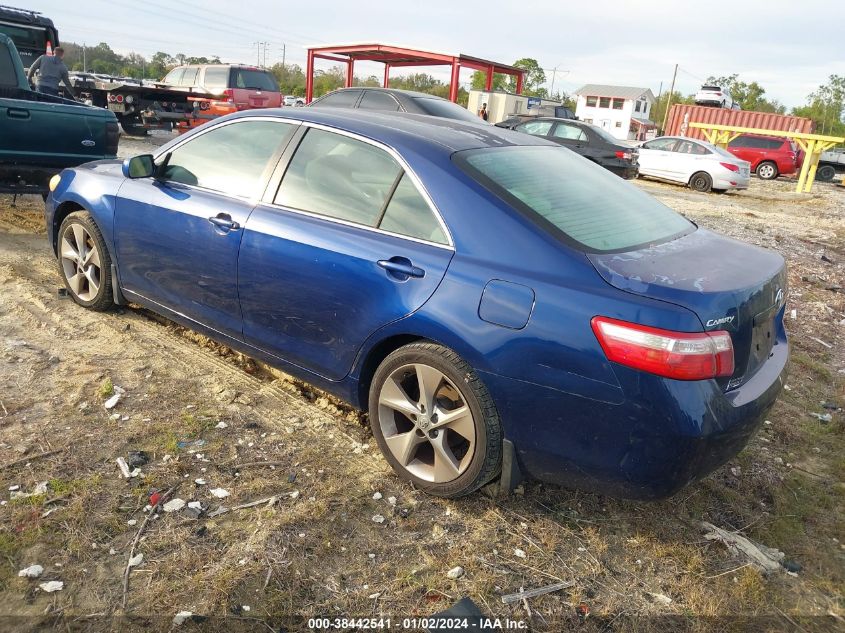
[[122, 154, 155, 179]]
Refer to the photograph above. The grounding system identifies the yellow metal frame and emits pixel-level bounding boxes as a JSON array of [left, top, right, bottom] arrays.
[[688, 123, 844, 193]]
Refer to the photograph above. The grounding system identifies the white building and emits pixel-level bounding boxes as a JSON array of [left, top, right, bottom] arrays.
[[573, 84, 656, 140], [467, 90, 571, 125]]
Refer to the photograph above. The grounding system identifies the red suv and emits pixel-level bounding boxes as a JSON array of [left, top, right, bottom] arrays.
[[726, 134, 799, 180], [162, 64, 282, 110]]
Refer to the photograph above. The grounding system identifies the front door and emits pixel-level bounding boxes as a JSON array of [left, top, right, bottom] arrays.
[[114, 118, 297, 339], [637, 137, 679, 179], [238, 127, 454, 380]]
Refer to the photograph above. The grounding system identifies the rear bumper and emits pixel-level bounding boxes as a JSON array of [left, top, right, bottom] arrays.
[[605, 162, 639, 180], [481, 330, 787, 499], [713, 173, 750, 190]]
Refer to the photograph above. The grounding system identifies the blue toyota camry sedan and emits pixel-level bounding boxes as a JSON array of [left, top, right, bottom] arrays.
[[45, 109, 788, 499]]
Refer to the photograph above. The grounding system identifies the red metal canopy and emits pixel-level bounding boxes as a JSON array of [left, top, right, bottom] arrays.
[[305, 43, 525, 103]]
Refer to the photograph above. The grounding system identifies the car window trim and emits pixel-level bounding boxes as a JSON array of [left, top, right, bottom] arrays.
[[151, 116, 301, 202], [261, 121, 454, 250]]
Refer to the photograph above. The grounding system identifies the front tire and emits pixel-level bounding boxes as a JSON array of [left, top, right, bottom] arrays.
[[690, 171, 713, 192], [816, 164, 836, 182], [756, 161, 778, 180], [57, 211, 114, 311], [368, 342, 502, 498]]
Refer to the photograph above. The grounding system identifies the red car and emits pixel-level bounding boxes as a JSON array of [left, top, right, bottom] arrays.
[[727, 134, 799, 180]]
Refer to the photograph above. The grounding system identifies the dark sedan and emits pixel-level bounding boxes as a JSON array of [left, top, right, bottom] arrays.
[[46, 109, 787, 500], [309, 87, 481, 123], [497, 116, 639, 179]]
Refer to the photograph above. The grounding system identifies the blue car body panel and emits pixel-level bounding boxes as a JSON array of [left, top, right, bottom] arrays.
[[45, 108, 788, 499]]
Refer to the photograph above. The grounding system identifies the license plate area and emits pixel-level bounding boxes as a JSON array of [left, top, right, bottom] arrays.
[[108, 103, 126, 113], [749, 308, 776, 369]]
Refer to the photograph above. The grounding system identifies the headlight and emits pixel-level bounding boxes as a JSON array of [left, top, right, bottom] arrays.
[[48, 174, 62, 192]]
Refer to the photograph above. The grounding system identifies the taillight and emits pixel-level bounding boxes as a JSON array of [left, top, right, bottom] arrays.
[[115, 94, 124, 103], [615, 150, 632, 161], [223, 89, 234, 103], [720, 162, 739, 172], [591, 316, 734, 380]]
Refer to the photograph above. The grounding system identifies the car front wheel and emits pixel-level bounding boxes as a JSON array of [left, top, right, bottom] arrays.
[[756, 161, 778, 180], [57, 211, 114, 311], [369, 342, 502, 497]]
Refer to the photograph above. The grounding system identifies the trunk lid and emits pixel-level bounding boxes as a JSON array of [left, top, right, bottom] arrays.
[[587, 229, 786, 389]]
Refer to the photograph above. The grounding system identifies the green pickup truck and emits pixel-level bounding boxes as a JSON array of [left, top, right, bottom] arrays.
[[0, 34, 118, 194]]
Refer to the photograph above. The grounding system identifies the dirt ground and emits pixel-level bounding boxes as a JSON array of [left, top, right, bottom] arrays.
[[0, 148, 843, 632]]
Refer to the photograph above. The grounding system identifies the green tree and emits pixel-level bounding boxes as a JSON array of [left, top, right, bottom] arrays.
[[705, 74, 785, 113], [652, 90, 695, 131], [792, 75, 845, 136]]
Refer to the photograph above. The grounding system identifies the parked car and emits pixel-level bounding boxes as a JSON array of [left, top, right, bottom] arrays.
[[309, 87, 480, 123], [0, 34, 118, 195], [727, 134, 799, 180], [694, 85, 735, 109], [497, 116, 638, 179], [637, 136, 750, 192], [46, 109, 787, 500], [283, 95, 304, 107], [161, 64, 282, 110]]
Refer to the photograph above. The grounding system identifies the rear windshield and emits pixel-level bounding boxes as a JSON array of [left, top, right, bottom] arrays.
[[457, 146, 694, 253], [231, 68, 278, 91], [412, 97, 479, 122], [589, 124, 622, 145], [0, 24, 47, 51]]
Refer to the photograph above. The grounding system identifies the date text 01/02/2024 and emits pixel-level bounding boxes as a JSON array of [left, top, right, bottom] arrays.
[[307, 617, 528, 630]]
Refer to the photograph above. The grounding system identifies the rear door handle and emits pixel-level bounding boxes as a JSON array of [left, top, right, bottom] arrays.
[[7, 108, 30, 119], [378, 258, 425, 280], [208, 214, 241, 231]]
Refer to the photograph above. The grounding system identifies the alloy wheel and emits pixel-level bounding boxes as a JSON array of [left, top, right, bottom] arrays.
[[758, 163, 776, 179], [60, 223, 102, 302], [377, 363, 476, 483]]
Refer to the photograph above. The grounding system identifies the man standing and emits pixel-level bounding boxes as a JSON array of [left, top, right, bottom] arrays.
[[478, 102, 489, 122], [27, 46, 76, 99]]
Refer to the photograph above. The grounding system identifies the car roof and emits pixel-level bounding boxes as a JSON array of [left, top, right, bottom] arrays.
[[214, 107, 556, 154], [321, 87, 452, 102]]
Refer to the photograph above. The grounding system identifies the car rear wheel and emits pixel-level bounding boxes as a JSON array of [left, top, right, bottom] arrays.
[[756, 161, 778, 180], [816, 164, 836, 182], [369, 342, 501, 498], [57, 211, 114, 311], [119, 119, 149, 136], [690, 171, 713, 192]]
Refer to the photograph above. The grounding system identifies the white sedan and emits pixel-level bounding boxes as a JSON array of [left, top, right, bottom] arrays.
[[637, 136, 750, 192]]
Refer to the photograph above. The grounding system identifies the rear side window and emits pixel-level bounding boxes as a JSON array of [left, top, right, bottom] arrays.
[[728, 136, 748, 148], [457, 146, 694, 253], [160, 120, 295, 198], [314, 89, 361, 107], [202, 67, 229, 92], [378, 174, 447, 244], [552, 124, 587, 141], [675, 141, 710, 155], [275, 128, 401, 226], [0, 44, 17, 86], [180, 67, 199, 86], [359, 91, 401, 111], [232, 69, 278, 91]]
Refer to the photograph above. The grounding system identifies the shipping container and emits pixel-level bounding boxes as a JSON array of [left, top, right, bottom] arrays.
[[665, 104, 814, 140]]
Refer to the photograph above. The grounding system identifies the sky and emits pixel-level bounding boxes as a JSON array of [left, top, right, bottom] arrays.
[[28, 0, 844, 109]]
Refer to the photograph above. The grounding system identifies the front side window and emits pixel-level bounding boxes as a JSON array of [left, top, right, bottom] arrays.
[[275, 128, 401, 226], [313, 89, 361, 107], [159, 120, 295, 198], [643, 138, 678, 151], [457, 146, 693, 253], [359, 91, 401, 112], [163, 68, 184, 85], [0, 44, 16, 86], [516, 120, 553, 136]]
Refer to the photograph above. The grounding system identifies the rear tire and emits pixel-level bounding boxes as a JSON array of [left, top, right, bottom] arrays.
[[57, 211, 114, 311], [689, 171, 713, 192], [120, 119, 149, 136], [756, 161, 778, 180], [816, 164, 836, 182], [368, 342, 502, 498]]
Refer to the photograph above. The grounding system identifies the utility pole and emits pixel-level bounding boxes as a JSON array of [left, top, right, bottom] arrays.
[[661, 64, 678, 134], [549, 63, 567, 99], [82, 43, 86, 72], [281, 43, 285, 70], [252, 41, 269, 67]]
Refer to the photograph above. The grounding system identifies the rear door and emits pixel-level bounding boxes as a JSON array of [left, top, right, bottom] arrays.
[[549, 121, 588, 152], [670, 139, 712, 181], [114, 118, 297, 339], [637, 137, 678, 179], [238, 126, 453, 380]]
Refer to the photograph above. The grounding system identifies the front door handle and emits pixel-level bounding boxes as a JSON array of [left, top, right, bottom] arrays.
[[7, 108, 30, 119], [208, 214, 241, 231], [378, 257, 425, 280]]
